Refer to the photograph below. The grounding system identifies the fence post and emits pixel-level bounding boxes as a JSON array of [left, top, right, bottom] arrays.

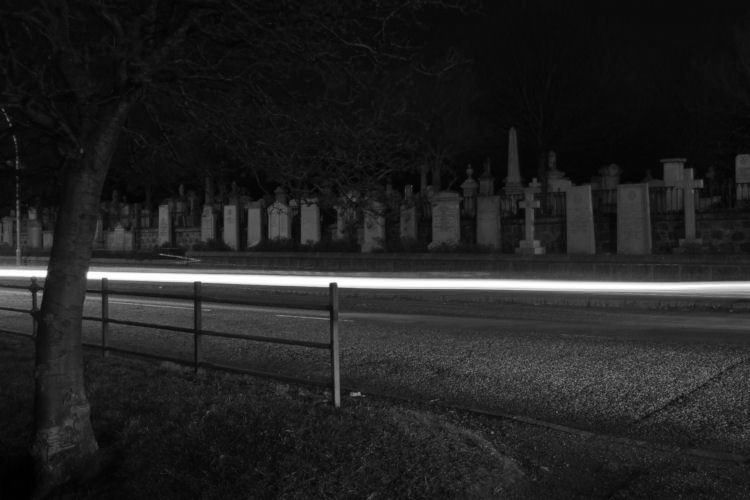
[[101, 277, 109, 356], [29, 277, 40, 338], [329, 282, 341, 408], [194, 281, 202, 372]]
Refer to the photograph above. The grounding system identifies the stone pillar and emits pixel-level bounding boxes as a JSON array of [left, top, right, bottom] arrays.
[[503, 126, 523, 195], [677, 168, 703, 247]]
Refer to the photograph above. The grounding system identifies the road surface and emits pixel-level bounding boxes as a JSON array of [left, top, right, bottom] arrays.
[[1, 278, 748, 460]]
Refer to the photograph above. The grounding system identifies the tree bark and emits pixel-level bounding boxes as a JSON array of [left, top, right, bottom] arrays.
[[31, 98, 133, 497]]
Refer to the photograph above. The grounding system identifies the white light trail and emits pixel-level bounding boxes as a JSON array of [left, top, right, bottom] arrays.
[[0, 267, 749, 298]]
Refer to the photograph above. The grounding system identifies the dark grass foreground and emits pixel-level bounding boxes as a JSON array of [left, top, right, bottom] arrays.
[[0, 336, 523, 499]]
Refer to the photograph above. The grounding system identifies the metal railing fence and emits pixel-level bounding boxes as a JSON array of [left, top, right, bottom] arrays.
[[0, 278, 342, 408]]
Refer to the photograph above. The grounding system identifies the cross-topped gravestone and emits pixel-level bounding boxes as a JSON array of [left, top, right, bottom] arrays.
[[677, 168, 703, 247], [516, 178, 544, 255]]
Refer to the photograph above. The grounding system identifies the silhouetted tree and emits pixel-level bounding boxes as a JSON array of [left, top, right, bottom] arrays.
[[0, 0, 472, 494]]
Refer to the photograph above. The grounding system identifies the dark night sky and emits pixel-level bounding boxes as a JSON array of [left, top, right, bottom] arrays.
[[3, 1, 750, 203], [450, 0, 750, 183]]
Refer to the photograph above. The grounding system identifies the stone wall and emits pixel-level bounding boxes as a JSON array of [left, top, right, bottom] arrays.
[[653, 211, 750, 254]]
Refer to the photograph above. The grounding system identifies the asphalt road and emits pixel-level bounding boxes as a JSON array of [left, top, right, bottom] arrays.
[[2, 280, 749, 462]]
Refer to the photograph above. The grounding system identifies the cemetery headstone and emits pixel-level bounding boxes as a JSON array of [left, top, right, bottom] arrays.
[[661, 158, 685, 187], [300, 199, 321, 245], [546, 152, 572, 192], [246, 200, 265, 248], [476, 195, 501, 249], [516, 178, 544, 255], [677, 168, 703, 247], [362, 201, 385, 252], [113, 223, 126, 251], [267, 200, 292, 240], [200, 206, 218, 242], [429, 191, 461, 249], [2, 217, 13, 246], [223, 204, 240, 250], [617, 183, 652, 254], [158, 204, 172, 246], [565, 184, 595, 254], [735, 154, 750, 201], [599, 163, 622, 189], [460, 165, 479, 217]]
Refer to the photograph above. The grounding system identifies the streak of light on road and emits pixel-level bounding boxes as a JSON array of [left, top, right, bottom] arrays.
[[0, 267, 749, 298]]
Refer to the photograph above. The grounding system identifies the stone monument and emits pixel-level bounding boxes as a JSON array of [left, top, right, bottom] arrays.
[[735, 154, 750, 201], [223, 203, 240, 250], [267, 187, 292, 240], [157, 204, 172, 246], [503, 127, 523, 195], [676, 168, 703, 248], [429, 191, 461, 248], [616, 183, 651, 254], [565, 184, 595, 254], [300, 198, 321, 245], [516, 178, 544, 255], [246, 199, 266, 248]]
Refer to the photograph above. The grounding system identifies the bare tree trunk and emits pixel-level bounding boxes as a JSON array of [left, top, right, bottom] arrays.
[[31, 100, 133, 497]]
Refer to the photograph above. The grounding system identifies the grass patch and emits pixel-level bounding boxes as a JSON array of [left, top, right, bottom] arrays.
[[0, 336, 522, 498]]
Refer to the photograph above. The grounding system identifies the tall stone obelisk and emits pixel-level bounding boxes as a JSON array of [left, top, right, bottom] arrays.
[[503, 126, 523, 195]]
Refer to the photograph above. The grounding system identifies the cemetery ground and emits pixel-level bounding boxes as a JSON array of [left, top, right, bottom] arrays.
[[1, 283, 750, 497]]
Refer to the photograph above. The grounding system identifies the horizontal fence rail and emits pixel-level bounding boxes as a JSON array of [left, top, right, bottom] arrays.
[[0, 277, 342, 408]]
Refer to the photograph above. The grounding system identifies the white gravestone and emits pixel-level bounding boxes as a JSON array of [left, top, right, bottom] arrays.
[[677, 168, 703, 247], [246, 200, 265, 248], [223, 204, 240, 250], [267, 201, 292, 240], [362, 201, 385, 252], [565, 184, 595, 254], [476, 196, 501, 249], [735, 154, 750, 201], [516, 179, 544, 255], [300, 199, 321, 245], [429, 192, 461, 248], [158, 204, 172, 246], [617, 183, 652, 254], [201, 206, 218, 242]]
